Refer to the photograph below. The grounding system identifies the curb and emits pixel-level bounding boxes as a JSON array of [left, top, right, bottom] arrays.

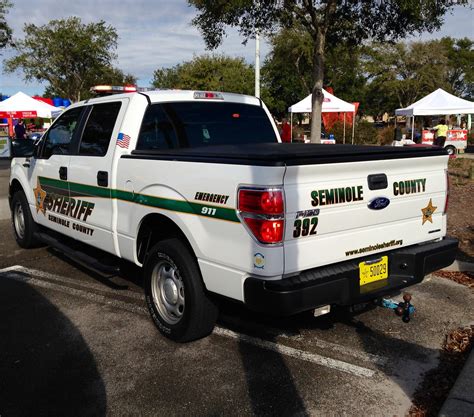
[[439, 347, 474, 416], [438, 257, 473, 417]]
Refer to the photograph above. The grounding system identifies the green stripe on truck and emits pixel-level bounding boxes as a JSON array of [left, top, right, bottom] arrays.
[[38, 176, 240, 223]]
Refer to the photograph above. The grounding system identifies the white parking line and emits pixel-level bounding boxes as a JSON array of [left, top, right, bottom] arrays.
[[221, 313, 387, 366], [0, 265, 376, 378], [1, 265, 144, 300], [213, 327, 375, 378], [1, 267, 148, 315], [282, 332, 387, 366]]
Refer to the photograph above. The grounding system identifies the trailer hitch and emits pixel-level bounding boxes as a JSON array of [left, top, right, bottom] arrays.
[[379, 293, 415, 323]]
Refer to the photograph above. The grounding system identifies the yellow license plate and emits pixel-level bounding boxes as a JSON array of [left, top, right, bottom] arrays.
[[359, 256, 388, 286]]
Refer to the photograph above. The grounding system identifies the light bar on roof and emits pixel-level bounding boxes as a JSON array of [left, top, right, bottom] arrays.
[[90, 85, 137, 94], [93, 85, 113, 91], [193, 91, 224, 100]]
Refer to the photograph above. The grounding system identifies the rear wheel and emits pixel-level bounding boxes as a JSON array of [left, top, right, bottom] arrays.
[[445, 145, 456, 156], [11, 191, 40, 248], [144, 238, 218, 342]]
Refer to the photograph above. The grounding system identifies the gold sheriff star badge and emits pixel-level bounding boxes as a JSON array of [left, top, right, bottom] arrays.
[[421, 198, 437, 225], [33, 179, 47, 215]]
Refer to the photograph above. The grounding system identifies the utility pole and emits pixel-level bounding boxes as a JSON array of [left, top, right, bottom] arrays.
[[255, 31, 260, 98]]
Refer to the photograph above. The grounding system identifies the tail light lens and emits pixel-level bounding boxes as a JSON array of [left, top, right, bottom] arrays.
[[244, 218, 284, 243], [444, 169, 450, 214], [238, 188, 284, 244], [238, 189, 283, 215]]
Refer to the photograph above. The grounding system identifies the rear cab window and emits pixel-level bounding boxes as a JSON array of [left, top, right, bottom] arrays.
[[136, 102, 277, 150]]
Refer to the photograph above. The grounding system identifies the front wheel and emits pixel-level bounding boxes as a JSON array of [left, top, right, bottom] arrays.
[[143, 238, 218, 342], [11, 191, 40, 248]]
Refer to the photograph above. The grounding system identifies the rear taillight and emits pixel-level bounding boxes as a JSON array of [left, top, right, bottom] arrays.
[[238, 188, 285, 244], [444, 169, 450, 214], [238, 189, 284, 215]]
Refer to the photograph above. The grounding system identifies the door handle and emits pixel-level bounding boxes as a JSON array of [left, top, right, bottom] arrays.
[[59, 166, 67, 180], [97, 171, 108, 187]]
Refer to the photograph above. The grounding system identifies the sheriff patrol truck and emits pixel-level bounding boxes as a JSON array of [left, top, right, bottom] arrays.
[[9, 90, 458, 342]]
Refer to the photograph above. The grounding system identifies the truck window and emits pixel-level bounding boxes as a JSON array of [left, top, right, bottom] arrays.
[[41, 107, 83, 158], [136, 102, 277, 150], [79, 102, 122, 156], [136, 104, 179, 150]]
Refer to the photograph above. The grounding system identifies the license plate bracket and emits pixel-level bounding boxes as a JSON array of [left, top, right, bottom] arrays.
[[359, 256, 388, 286]]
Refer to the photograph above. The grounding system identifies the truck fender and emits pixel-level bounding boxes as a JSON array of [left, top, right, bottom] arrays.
[[9, 163, 34, 209]]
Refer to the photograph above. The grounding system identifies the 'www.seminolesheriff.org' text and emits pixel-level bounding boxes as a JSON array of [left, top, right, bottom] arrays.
[[345, 239, 403, 256]]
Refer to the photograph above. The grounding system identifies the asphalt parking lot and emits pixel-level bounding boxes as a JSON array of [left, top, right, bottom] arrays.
[[1, 159, 473, 416]]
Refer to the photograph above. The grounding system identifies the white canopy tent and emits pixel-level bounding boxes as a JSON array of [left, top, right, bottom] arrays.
[[288, 89, 356, 143], [0, 91, 62, 119], [395, 88, 474, 140], [0, 92, 62, 157]]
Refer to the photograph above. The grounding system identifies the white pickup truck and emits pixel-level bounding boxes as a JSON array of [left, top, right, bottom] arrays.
[[9, 90, 458, 342]]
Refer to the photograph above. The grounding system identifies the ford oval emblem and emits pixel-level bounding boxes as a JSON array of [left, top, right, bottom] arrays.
[[368, 197, 390, 210]]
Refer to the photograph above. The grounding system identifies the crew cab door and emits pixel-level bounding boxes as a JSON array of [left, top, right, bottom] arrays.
[[66, 100, 126, 254], [29, 106, 85, 232]]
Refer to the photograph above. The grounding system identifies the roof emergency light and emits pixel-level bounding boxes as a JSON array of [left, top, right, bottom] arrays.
[[90, 85, 138, 95]]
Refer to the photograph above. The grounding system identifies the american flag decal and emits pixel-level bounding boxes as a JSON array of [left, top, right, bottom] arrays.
[[116, 132, 131, 149]]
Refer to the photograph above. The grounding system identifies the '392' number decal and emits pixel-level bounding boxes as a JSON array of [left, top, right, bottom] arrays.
[[293, 216, 318, 238]]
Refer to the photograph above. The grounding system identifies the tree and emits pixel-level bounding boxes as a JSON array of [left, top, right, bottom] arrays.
[[262, 27, 366, 116], [0, 0, 12, 50], [363, 40, 450, 112], [4, 17, 123, 102], [43, 66, 136, 98], [440, 37, 474, 100], [189, 0, 468, 143], [362, 38, 474, 114], [152, 54, 254, 95], [262, 27, 313, 116]]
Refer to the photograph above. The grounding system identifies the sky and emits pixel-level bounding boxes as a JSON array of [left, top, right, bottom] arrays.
[[1, 1, 473, 97]]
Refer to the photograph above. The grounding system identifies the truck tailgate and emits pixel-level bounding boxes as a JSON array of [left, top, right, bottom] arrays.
[[283, 155, 448, 275]]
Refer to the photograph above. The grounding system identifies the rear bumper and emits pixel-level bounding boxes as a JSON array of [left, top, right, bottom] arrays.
[[244, 237, 458, 316]]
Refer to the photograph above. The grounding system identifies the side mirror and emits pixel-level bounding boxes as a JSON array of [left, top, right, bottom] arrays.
[[10, 139, 36, 158]]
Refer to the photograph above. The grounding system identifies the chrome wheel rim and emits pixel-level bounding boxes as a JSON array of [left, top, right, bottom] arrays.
[[14, 202, 25, 239], [151, 259, 185, 325]]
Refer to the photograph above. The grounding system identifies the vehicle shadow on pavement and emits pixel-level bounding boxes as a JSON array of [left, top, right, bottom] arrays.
[[293, 306, 439, 401], [220, 301, 438, 410], [238, 334, 309, 417], [0, 277, 107, 417]]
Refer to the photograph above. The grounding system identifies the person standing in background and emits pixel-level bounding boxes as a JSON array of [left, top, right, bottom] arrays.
[[432, 119, 448, 147], [281, 118, 291, 143], [14, 120, 27, 139]]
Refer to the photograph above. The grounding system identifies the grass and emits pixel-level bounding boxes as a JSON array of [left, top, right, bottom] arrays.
[[448, 158, 473, 185]]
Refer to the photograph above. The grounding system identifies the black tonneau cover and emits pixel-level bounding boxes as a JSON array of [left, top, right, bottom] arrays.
[[125, 143, 446, 166]]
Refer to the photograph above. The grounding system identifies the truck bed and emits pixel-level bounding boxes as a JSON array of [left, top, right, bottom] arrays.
[[127, 143, 446, 166]]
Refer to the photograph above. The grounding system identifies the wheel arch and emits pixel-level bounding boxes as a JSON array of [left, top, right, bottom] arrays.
[[9, 178, 25, 208], [135, 212, 199, 266]]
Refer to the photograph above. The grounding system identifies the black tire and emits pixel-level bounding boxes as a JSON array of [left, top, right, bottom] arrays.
[[445, 145, 456, 156], [144, 238, 218, 342], [11, 190, 40, 248]]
